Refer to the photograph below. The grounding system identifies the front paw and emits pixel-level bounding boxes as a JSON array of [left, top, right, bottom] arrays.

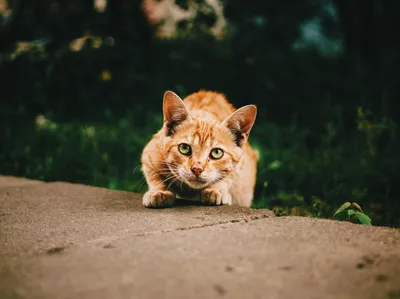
[[143, 190, 176, 208], [201, 188, 232, 206]]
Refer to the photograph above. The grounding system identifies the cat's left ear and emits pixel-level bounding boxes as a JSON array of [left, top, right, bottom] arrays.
[[222, 105, 257, 146], [163, 90, 190, 136]]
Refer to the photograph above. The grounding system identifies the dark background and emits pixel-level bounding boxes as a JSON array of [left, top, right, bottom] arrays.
[[1, 0, 399, 226]]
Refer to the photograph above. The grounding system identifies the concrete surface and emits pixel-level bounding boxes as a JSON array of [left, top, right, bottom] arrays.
[[0, 176, 399, 299]]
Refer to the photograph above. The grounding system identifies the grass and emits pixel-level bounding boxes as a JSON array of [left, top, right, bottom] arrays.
[[1, 105, 398, 227]]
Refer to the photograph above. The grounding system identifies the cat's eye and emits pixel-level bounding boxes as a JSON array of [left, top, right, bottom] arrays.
[[210, 148, 224, 159], [178, 143, 192, 156]]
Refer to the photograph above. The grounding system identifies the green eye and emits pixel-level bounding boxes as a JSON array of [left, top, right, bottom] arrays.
[[210, 148, 224, 159], [178, 143, 191, 156]]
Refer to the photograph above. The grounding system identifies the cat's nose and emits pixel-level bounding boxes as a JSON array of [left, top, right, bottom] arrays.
[[191, 167, 203, 177]]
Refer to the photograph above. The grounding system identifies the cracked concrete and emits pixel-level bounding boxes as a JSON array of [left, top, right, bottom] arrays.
[[0, 176, 399, 299], [0, 176, 273, 257]]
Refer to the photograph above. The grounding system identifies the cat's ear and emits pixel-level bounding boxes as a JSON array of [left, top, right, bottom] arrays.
[[222, 105, 257, 146], [163, 90, 189, 135]]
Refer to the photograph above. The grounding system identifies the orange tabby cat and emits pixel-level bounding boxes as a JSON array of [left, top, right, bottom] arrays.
[[141, 90, 258, 208]]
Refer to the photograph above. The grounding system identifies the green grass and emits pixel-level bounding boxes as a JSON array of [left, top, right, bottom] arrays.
[[1, 106, 398, 227]]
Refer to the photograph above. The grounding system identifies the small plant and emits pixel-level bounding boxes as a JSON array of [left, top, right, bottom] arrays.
[[333, 202, 372, 225]]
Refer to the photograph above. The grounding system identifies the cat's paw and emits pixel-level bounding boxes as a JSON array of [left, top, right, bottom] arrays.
[[201, 188, 232, 206], [143, 190, 176, 208]]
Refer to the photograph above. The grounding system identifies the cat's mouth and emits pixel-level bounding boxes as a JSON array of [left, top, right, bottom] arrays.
[[175, 168, 211, 189], [186, 177, 208, 189], [188, 176, 206, 183]]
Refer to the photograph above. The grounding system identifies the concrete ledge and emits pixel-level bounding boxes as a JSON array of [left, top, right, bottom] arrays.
[[0, 177, 274, 257], [0, 176, 399, 299]]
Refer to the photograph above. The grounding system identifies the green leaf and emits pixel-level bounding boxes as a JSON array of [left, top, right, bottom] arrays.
[[268, 160, 282, 170], [352, 202, 363, 213], [348, 209, 356, 216], [334, 202, 351, 216], [354, 211, 372, 225]]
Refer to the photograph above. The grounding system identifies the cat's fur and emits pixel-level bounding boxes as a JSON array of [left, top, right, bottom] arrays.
[[141, 90, 258, 208]]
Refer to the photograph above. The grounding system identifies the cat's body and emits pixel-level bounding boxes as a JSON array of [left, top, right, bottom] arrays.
[[141, 90, 258, 208]]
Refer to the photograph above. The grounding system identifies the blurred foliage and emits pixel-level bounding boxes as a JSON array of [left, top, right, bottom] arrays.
[[0, 0, 399, 227]]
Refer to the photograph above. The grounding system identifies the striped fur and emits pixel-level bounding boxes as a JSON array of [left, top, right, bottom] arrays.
[[141, 90, 258, 208]]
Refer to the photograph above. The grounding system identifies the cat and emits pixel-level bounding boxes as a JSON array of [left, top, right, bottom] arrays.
[[141, 89, 258, 208]]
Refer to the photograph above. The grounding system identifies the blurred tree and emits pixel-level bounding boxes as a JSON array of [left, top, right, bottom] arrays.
[[333, 0, 400, 118]]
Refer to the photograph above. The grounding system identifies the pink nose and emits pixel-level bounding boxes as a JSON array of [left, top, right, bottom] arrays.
[[191, 167, 203, 177]]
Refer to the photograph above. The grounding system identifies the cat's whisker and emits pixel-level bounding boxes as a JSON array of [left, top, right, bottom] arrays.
[[179, 180, 183, 191], [166, 177, 179, 191], [156, 172, 173, 177], [138, 178, 149, 190], [139, 167, 180, 191], [161, 175, 176, 185], [132, 164, 142, 174]]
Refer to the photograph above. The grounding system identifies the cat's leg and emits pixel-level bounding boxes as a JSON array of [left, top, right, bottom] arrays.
[[201, 181, 232, 206], [142, 165, 176, 208]]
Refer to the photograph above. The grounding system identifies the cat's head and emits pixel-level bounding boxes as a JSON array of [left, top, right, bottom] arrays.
[[161, 91, 257, 189]]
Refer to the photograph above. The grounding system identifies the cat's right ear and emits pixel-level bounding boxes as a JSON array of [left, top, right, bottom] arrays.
[[163, 91, 189, 136]]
